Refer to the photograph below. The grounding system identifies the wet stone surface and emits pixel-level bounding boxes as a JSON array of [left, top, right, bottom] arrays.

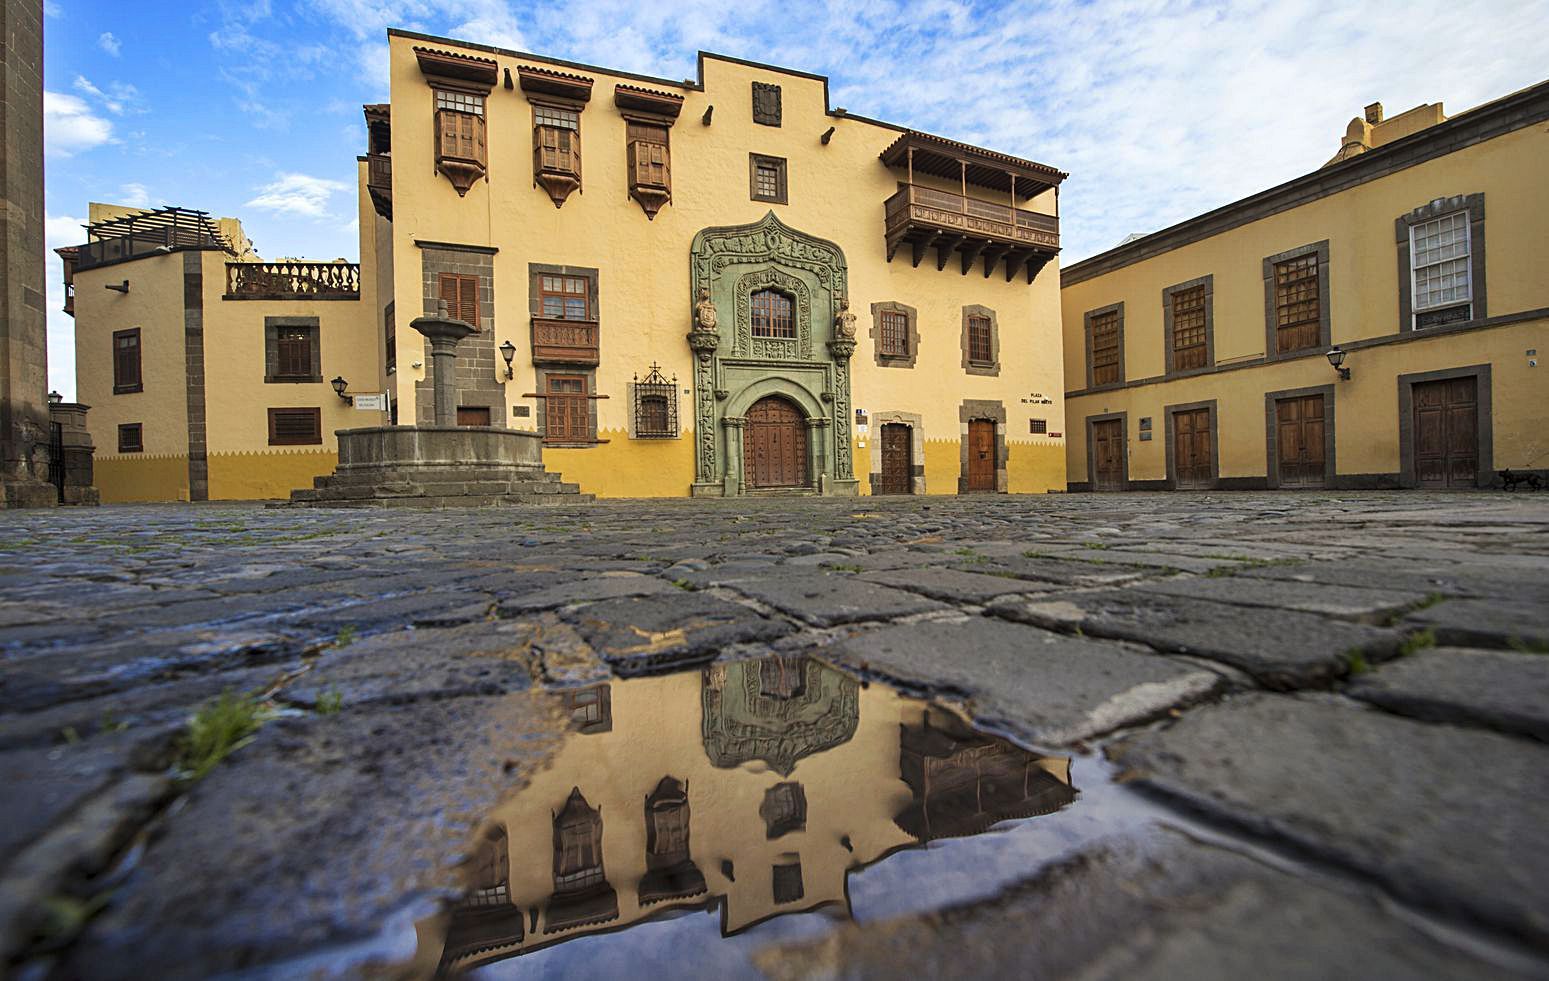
[[0, 492, 1546, 978]]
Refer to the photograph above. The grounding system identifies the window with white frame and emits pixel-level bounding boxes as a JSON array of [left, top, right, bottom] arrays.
[[1411, 211, 1471, 327]]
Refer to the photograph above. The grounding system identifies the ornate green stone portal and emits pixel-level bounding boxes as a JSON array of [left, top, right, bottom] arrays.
[[688, 212, 859, 496]]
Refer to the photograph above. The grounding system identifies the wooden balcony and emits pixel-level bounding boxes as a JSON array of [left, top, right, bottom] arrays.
[[885, 183, 1059, 281], [224, 261, 360, 301], [367, 152, 392, 220], [531, 317, 599, 366]]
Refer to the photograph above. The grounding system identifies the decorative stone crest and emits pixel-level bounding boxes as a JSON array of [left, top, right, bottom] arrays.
[[833, 295, 857, 339], [693, 286, 718, 334]]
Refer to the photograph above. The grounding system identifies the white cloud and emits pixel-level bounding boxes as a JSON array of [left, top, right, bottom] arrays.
[[45, 214, 86, 401], [245, 172, 350, 218], [43, 91, 113, 157], [118, 183, 151, 208], [97, 31, 121, 56]]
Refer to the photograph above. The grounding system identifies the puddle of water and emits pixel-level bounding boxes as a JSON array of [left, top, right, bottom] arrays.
[[412, 655, 1162, 979]]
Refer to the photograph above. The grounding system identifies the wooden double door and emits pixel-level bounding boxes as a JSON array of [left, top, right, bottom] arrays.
[[1413, 377, 1478, 488], [966, 420, 996, 492], [1091, 418, 1126, 491], [746, 396, 807, 489], [877, 423, 913, 495], [1171, 408, 1213, 489], [1274, 395, 1326, 487]]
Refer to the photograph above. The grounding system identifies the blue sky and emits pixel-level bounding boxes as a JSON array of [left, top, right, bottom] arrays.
[[43, 0, 1549, 397]]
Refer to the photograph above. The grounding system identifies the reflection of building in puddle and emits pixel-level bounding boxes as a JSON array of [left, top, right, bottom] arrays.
[[433, 657, 1074, 973]]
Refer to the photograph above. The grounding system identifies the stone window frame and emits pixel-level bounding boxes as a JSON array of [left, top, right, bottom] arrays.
[[1396, 193, 1486, 333], [263, 316, 323, 384], [1262, 240, 1331, 361], [117, 422, 143, 453], [1083, 302, 1124, 389], [417, 243, 504, 427], [960, 304, 1000, 377], [1083, 411, 1129, 491], [866, 409, 927, 495], [112, 327, 143, 394], [749, 153, 788, 205], [957, 399, 1008, 494], [1162, 274, 1215, 377], [1162, 398, 1220, 490], [1264, 383, 1336, 490], [528, 262, 600, 327], [1396, 363, 1493, 489], [869, 301, 918, 368]]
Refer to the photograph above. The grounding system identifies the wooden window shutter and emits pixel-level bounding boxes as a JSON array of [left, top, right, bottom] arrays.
[[439, 110, 460, 160], [539, 126, 561, 171], [459, 276, 478, 328]]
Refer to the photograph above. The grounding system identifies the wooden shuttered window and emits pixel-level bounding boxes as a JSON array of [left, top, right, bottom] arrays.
[[112, 328, 141, 394], [544, 374, 590, 443], [967, 315, 993, 365], [534, 106, 581, 178], [435, 91, 486, 165], [879, 310, 909, 357], [1170, 285, 1208, 371], [267, 407, 322, 446], [1274, 254, 1321, 353], [274, 327, 313, 380], [1090, 310, 1121, 386], [626, 122, 669, 190], [438, 273, 480, 328]]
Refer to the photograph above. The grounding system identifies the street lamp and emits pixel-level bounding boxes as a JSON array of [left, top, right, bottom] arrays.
[[498, 340, 516, 379], [331, 375, 353, 405], [47, 390, 63, 405], [1326, 346, 1351, 381]]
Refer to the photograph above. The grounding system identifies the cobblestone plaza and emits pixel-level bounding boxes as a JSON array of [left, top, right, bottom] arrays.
[[2, 492, 1547, 976]]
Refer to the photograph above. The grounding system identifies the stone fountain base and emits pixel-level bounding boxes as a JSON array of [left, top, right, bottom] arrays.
[[286, 426, 593, 507]]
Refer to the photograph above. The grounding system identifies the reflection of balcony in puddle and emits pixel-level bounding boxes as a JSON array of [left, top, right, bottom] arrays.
[[895, 706, 1076, 842], [639, 776, 707, 906], [545, 788, 619, 934]]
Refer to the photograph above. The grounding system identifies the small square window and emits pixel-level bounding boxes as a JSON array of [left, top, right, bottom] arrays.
[[1029, 418, 1047, 435], [267, 407, 322, 446], [117, 423, 143, 453], [749, 153, 787, 205], [772, 862, 804, 904]]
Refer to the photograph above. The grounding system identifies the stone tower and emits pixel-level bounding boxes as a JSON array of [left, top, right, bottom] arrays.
[[0, 0, 55, 508]]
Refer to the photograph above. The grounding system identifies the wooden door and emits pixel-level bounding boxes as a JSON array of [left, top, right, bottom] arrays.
[[1413, 378, 1478, 488], [879, 423, 912, 495], [967, 420, 995, 492], [1172, 408, 1213, 489], [456, 406, 491, 427], [1275, 396, 1326, 487], [1091, 419, 1125, 491], [746, 396, 807, 488]]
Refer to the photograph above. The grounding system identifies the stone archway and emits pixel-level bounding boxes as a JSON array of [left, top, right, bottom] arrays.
[[686, 212, 858, 497]]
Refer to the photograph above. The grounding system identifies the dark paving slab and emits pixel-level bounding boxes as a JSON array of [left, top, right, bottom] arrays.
[[1348, 646, 1549, 741], [949, 554, 1151, 586], [1108, 693, 1549, 949], [726, 573, 945, 626], [1133, 574, 1427, 620], [989, 590, 1398, 690], [496, 573, 677, 613], [826, 617, 1224, 746], [282, 622, 536, 709], [1400, 597, 1549, 651], [564, 590, 792, 673], [857, 566, 1056, 603], [757, 831, 1536, 981]]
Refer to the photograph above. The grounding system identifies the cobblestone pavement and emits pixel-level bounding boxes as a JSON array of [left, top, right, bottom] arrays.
[[2, 492, 1548, 978]]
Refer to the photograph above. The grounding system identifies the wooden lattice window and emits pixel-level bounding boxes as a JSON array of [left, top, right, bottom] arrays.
[[967, 315, 993, 365], [749, 153, 787, 204], [267, 407, 322, 446], [538, 274, 589, 320], [384, 304, 396, 373], [626, 121, 669, 190], [761, 782, 807, 839], [112, 328, 141, 394], [1170, 285, 1208, 370], [879, 309, 909, 357], [1090, 310, 1121, 386], [117, 423, 143, 453], [434, 91, 486, 172], [534, 105, 581, 177], [751, 289, 795, 338], [553, 803, 604, 893], [465, 827, 509, 907], [545, 374, 590, 443], [438, 273, 480, 328], [772, 862, 804, 904], [1274, 254, 1321, 352], [274, 326, 314, 381]]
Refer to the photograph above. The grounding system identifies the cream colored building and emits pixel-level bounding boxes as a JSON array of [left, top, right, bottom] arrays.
[[62, 205, 382, 502], [361, 32, 1069, 498], [1061, 82, 1549, 491]]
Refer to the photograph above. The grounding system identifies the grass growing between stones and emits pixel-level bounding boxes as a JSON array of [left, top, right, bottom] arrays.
[[316, 688, 344, 715], [1205, 556, 1305, 578], [1508, 636, 1549, 655], [1397, 628, 1437, 658], [176, 691, 273, 781]]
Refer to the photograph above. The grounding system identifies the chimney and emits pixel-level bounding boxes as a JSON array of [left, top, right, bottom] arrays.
[[1364, 102, 1384, 125]]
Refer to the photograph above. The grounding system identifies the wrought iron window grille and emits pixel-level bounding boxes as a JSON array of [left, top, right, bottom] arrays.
[[632, 362, 679, 438]]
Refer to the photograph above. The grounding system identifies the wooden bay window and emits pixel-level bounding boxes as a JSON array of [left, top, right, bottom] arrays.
[[520, 64, 594, 208], [415, 46, 497, 197], [615, 83, 683, 218]]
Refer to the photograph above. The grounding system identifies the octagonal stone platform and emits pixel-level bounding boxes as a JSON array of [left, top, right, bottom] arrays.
[[288, 425, 592, 507]]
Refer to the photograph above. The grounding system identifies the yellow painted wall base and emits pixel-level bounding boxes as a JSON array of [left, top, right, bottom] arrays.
[[94, 455, 190, 503], [544, 429, 698, 498], [209, 450, 340, 501], [1008, 440, 1067, 494]]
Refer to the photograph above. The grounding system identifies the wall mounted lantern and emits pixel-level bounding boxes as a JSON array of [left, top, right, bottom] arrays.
[[1326, 346, 1351, 381], [48, 390, 63, 405], [331, 375, 353, 405], [499, 340, 517, 379]]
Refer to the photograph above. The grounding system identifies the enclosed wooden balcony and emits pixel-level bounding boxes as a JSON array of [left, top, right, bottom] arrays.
[[880, 131, 1066, 282], [367, 152, 392, 220], [530, 317, 599, 366], [225, 261, 360, 300]]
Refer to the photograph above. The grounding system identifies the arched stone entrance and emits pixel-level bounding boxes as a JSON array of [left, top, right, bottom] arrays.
[[686, 212, 859, 497], [746, 396, 807, 489]]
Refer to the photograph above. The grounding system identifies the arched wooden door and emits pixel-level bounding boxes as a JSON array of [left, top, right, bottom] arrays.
[[746, 396, 807, 488]]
